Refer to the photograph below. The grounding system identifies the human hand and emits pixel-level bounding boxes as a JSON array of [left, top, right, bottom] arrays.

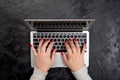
[[61, 38, 86, 72], [30, 38, 57, 72]]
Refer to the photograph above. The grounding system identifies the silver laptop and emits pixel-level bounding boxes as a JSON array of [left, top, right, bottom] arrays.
[[24, 19, 95, 68]]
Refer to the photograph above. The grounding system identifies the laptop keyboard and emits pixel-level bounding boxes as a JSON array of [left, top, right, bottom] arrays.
[[32, 32, 87, 52]]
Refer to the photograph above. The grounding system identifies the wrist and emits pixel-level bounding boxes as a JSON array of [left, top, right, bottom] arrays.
[[71, 64, 85, 72], [37, 66, 49, 73], [31, 67, 48, 80]]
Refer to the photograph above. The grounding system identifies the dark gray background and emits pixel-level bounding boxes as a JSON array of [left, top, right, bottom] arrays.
[[0, 0, 120, 80]]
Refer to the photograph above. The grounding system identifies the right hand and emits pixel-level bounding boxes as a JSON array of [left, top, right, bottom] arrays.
[[61, 38, 86, 72]]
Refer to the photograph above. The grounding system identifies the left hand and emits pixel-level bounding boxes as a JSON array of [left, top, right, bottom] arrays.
[[30, 38, 57, 72]]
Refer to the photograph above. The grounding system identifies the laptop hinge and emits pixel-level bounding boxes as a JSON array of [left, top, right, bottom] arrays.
[[36, 29, 83, 32]]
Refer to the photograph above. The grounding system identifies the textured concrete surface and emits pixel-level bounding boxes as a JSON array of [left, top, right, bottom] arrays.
[[0, 0, 120, 80]]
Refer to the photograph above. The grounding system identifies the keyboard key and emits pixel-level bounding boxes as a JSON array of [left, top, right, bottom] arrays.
[[84, 39, 86, 42], [80, 39, 83, 41], [82, 35, 86, 38], [58, 39, 60, 41], [33, 39, 38, 41], [34, 46, 37, 49], [55, 43, 57, 45], [34, 43, 39, 45], [54, 39, 57, 42], [57, 46, 59, 49]]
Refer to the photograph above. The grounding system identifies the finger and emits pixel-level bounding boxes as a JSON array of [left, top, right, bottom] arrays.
[[46, 39, 54, 54], [38, 38, 43, 54], [41, 39, 49, 53], [61, 52, 67, 64], [74, 38, 80, 53], [64, 41, 72, 54], [82, 43, 86, 55], [30, 44, 38, 56], [69, 38, 77, 53], [51, 49, 57, 62]]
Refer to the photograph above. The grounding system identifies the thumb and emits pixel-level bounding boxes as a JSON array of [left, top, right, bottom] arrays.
[[61, 52, 67, 64], [51, 49, 57, 62]]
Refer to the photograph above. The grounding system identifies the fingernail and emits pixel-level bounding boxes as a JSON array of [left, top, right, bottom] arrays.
[[51, 39, 54, 42], [84, 43, 86, 47], [39, 38, 43, 41], [61, 52, 64, 55], [74, 38, 78, 41], [70, 38, 72, 42], [46, 39, 49, 41], [30, 44, 32, 47], [55, 49, 57, 52], [64, 41, 67, 44]]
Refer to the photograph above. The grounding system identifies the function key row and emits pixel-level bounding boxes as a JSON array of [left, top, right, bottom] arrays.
[[33, 21, 86, 28]]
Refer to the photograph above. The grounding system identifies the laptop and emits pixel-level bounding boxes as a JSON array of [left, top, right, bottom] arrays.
[[24, 19, 95, 67]]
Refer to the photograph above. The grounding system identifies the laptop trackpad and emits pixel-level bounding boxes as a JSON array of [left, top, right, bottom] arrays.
[[52, 52, 67, 67]]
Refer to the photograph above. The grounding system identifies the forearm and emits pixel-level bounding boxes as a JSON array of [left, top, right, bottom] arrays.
[[30, 66, 92, 80], [72, 66, 92, 80], [30, 67, 48, 80]]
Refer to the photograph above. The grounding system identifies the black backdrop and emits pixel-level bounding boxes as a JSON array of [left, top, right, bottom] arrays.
[[0, 0, 120, 80]]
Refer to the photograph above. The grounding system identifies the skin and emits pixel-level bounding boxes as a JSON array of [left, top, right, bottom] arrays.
[[31, 38, 57, 72], [31, 38, 85, 72], [62, 38, 86, 72]]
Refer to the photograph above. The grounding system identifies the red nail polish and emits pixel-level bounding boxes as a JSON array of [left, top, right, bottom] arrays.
[[74, 38, 78, 41], [70, 38, 72, 42], [30, 44, 32, 47], [64, 41, 67, 44], [61, 52, 64, 55], [55, 49, 57, 52], [46, 39, 49, 41], [39, 38, 43, 41], [84, 43, 86, 47], [51, 39, 54, 42]]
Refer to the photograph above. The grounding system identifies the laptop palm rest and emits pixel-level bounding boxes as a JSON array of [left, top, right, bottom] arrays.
[[31, 52, 89, 68]]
